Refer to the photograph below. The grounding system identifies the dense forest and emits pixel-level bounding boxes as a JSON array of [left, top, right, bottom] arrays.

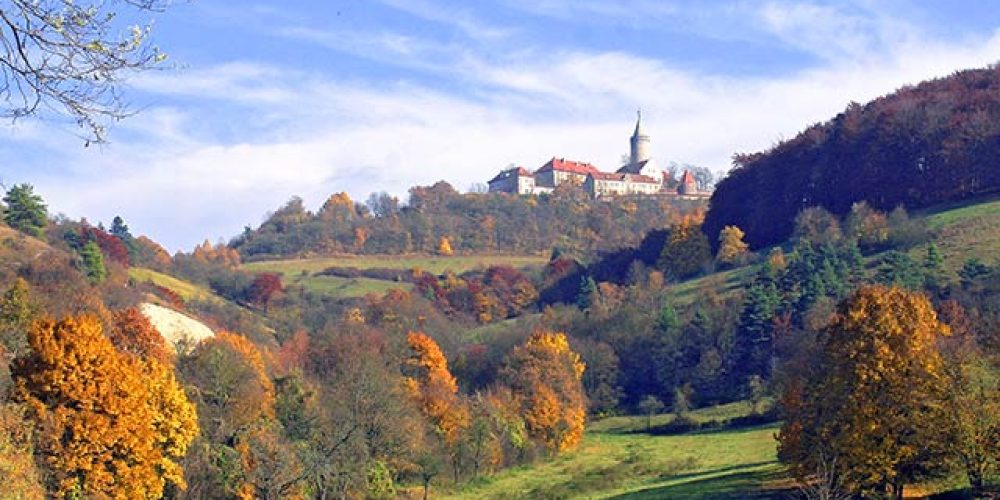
[[232, 181, 705, 259], [705, 64, 1000, 250]]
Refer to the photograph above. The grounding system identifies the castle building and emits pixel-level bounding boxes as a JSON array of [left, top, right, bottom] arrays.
[[585, 172, 661, 198], [484, 111, 711, 199], [534, 157, 601, 188], [488, 166, 537, 195], [672, 169, 711, 200]]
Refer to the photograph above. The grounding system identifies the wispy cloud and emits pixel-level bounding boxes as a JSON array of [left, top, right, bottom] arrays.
[[377, 0, 516, 42], [8, 1, 1000, 251]]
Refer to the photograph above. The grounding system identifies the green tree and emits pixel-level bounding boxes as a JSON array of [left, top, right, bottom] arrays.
[[731, 281, 779, 384], [2, 183, 47, 237], [576, 276, 598, 310], [923, 243, 945, 290], [658, 221, 712, 280], [875, 250, 924, 290], [110, 215, 133, 240], [942, 349, 1000, 493], [0, 278, 36, 358], [79, 240, 107, 283], [637, 395, 664, 431]]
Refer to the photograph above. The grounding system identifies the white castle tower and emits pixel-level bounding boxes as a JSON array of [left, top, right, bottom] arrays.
[[630, 110, 651, 167], [618, 109, 661, 180]]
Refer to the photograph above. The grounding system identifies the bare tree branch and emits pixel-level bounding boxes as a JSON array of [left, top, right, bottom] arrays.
[[0, 0, 172, 143]]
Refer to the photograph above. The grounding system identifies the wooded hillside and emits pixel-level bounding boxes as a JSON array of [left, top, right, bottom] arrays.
[[705, 64, 1000, 249]]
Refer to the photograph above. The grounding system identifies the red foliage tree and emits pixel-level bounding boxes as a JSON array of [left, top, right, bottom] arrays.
[[248, 273, 283, 310], [81, 225, 130, 266]]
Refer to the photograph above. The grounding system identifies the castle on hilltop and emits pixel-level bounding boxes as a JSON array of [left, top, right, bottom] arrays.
[[487, 112, 709, 200]]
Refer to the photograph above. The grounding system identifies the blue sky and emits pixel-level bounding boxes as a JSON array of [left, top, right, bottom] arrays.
[[4, 0, 1000, 251]]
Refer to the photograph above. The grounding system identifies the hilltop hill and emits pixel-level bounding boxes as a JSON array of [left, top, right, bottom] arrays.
[[231, 182, 705, 259], [705, 64, 1000, 250]]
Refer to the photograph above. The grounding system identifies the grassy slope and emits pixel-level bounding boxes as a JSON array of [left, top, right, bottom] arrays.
[[242, 255, 547, 299], [915, 196, 1000, 272], [444, 404, 789, 500], [129, 267, 223, 304]]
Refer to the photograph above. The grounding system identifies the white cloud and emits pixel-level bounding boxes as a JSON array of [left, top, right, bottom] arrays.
[[11, 3, 1000, 252]]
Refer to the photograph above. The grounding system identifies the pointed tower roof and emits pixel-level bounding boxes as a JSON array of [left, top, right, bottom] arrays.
[[632, 109, 647, 138]]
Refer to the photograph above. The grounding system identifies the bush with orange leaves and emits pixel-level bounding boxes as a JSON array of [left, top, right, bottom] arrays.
[[500, 329, 586, 454], [12, 314, 197, 498], [109, 306, 173, 364]]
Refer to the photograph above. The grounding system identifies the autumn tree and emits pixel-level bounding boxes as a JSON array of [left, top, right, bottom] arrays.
[[178, 331, 275, 443], [302, 330, 423, 498], [108, 307, 172, 363], [437, 236, 454, 256], [777, 286, 953, 499], [716, 225, 749, 267], [500, 330, 586, 453], [12, 314, 197, 498], [2, 183, 47, 237], [248, 272, 284, 311], [657, 221, 712, 280], [793, 207, 842, 246], [404, 331, 469, 481]]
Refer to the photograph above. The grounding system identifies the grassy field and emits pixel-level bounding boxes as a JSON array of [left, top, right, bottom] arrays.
[[442, 404, 790, 500], [242, 254, 547, 299], [242, 254, 546, 276], [916, 196, 1000, 272], [129, 267, 224, 304]]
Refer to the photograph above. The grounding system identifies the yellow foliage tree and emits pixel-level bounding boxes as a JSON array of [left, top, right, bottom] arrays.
[[437, 236, 454, 256], [404, 331, 469, 445], [501, 330, 586, 453], [716, 225, 749, 265], [12, 315, 198, 498], [777, 285, 952, 499]]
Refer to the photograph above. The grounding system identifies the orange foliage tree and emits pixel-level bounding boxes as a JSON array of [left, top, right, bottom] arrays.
[[404, 331, 469, 448], [437, 236, 454, 256], [500, 330, 586, 454], [12, 315, 197, 498], [109, 307, 172, 364], [777, 285, 952, 499]]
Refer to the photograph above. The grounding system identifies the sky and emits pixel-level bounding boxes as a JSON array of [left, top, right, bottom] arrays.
[[4, 0, 1000, 251]]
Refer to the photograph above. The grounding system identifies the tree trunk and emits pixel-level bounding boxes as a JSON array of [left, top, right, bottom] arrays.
[[891, 481, 904, 500], [968, 467, 984, 493], [422, 478, 431, 500]]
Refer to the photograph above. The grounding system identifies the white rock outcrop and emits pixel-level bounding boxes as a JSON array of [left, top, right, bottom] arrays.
[[139, 302, 214, 352]]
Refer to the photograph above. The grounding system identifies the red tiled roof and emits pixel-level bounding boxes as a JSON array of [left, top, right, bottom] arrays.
[[537, 157, 601, 175], [628, 174, 660, 184], [589, 172, 661, 184], [680, 170, 696, 185], [589, 172, 625, 181]]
